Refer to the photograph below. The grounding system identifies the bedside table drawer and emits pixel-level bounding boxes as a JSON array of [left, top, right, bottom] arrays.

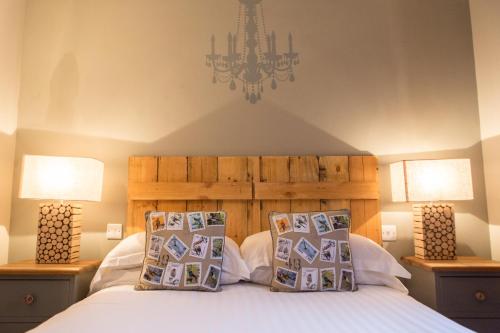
[[0, 279, 71, 320], [438, 276, 500, 317]]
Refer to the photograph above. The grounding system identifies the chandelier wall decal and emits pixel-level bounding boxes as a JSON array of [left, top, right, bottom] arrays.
[[206, 0, 300, 104]]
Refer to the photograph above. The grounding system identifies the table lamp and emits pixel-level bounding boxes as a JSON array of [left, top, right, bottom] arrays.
[[19, 155, 104, 264], [390, 159, 473, 260]]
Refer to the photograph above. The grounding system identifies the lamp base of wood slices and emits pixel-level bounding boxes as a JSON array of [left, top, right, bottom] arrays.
[[36, 202, 82, 264], [413, 203, 456, 260]]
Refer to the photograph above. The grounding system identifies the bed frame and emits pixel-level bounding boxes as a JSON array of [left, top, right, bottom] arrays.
[[127, 155, 381, 245]]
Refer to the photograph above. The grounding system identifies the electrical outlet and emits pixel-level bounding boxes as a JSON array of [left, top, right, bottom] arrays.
[[382, 225, 397, 242], [106, 224, 123, 240]]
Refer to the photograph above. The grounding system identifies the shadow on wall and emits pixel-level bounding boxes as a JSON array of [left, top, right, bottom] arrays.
[[0, 131, 17, 264], [47, 53, 79, 128], [149, 100, 369, 156], [0, 132, 17, 207], [481, 134, 500, 228], [8, 104, 492, 261]]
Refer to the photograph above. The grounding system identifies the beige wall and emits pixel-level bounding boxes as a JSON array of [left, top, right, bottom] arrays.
[[470, 0, 500, 260], [8, 0, 491, 262], [0, 0, 26, 264]]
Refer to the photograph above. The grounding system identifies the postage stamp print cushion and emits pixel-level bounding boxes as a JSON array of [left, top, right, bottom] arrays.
[[136, 211, 226, 291], [268, 210, 357, 292]]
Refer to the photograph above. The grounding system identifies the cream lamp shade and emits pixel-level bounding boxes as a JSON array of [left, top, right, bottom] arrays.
[[19, 155, 104, 201], [390, 159, 473, 202]]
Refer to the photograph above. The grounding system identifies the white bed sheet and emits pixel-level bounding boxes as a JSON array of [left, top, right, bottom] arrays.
[[30, 283, 471, 333]]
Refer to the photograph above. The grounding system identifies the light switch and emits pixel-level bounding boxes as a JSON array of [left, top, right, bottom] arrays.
[[382, 224, 397, 242], [106, 224, 123, 240]]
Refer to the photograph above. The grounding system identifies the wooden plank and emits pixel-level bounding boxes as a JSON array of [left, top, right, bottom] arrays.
[[290, 156, 320, 212], [187, 157, 218, 211], [319, 156, 350, 211], [129, 182, 252, 200], [349, 156, 366, 237], [363, 156, 382, 244], [254, 182, 379, 200], [125, 155, 382, 245], [247, 156, 262, 236], [157, 156, 187, 212], [260, 156, 291, 230], [127, 156, 158, 235], [218, 157, 249, 245]]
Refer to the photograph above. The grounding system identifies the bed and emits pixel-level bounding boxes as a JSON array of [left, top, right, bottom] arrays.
[[31, 283, 470, 333], [30, 155, 472, 332]]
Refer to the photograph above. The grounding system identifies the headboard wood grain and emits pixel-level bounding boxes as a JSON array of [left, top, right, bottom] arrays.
[[127, 155, 381, 245]]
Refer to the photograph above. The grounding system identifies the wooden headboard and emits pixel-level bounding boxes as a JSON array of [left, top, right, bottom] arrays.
[[127, 156, 381, 245]]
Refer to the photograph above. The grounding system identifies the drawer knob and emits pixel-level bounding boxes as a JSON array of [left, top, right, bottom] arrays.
[[24, 294, 35, 305], [474, 291, 486, 302]]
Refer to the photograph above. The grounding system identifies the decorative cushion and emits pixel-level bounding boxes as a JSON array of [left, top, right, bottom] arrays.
[[136, 211, 226, 291], [240, 231, 410, 293], [268, 210, 357, 292]]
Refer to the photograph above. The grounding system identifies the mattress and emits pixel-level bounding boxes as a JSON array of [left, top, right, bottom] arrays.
[[30, 283, 471, 333]]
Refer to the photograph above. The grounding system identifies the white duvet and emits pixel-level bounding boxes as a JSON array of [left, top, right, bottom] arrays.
[[30, 283, 471, 333]]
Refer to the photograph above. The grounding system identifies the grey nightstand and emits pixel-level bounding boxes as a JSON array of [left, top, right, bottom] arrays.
[[401, 256, 500, 333], [0, 260, 100, 333]]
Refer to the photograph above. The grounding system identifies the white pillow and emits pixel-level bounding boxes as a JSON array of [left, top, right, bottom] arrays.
[[240, 231, 410, 292], [349, 233, 410, 278], [247, 266, 408, 293], [89, 232, 250, 294], [356, 270, 409, 293], [89, 267, 142, 295], [98, 231, 146, 269]]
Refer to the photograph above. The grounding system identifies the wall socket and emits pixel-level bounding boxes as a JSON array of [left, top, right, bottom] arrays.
[[382, 224, 397, 242], [106, 224, 123, 240]]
